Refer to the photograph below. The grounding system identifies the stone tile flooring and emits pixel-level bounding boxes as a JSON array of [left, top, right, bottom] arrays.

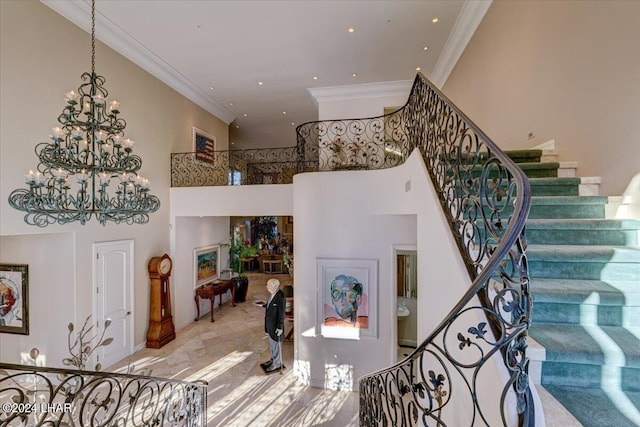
[[108, 273, 359, 426], [108, 272, 577, 426]]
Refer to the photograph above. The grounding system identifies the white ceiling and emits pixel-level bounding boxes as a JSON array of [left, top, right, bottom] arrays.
[[42, 0, 490, 149]]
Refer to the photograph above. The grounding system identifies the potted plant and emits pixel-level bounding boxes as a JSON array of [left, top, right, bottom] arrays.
[[228, 230, 259, 303]]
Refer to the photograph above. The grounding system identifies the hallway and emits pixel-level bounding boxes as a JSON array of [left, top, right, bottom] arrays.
[[108, 272, 359, 426]]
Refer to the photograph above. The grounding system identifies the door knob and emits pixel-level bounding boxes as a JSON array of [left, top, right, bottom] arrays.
[[126, 311, 131, 316]]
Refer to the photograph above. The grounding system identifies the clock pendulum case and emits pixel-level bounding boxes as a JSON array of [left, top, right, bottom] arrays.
[[146, 253, 176, 348]]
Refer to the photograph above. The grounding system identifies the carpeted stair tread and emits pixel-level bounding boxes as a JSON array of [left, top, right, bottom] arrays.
[[530, 278, 637, 306], [528, 245, 640, 280], [526, 218, 640, 230], [529, 196, 609, 205], [522, 219, 640, 245], [527, 245, 640, 263], [529, 323, 640, 368], [529, 177, 581, 186], [504, 149, 542, 163], [513, 162, 560, 178], [526, 196, 607, 219], [455, 149, 542, 164], [543, 385, 640, 427]]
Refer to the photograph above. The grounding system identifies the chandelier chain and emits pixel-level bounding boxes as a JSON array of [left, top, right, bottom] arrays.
[[91, 0, 96, 76]]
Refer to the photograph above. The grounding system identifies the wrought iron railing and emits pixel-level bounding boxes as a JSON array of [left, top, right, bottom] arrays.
[[349, 76, 532, 425], [169, 73, 533, 425], [171, 146, 317, 186], [0, 362, 207, 426]]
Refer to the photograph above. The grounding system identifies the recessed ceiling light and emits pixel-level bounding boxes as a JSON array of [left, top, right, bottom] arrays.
[[291, 122, 295, 126], [352, 73, 357, 77], [209, 86, 215, 90], [423, 46, 429, 51], [235, 125, 240, 128], [313, 76, 318, 80], [258, 81, 263, 86], [348, 28, 355, 33], [231, 142, 234, 145], [432, 18, 439, 23], [243, 113, 248, 117], [416, 67, 421, 71], [229, 102, 234, 106], [282, 111, 287, 115]]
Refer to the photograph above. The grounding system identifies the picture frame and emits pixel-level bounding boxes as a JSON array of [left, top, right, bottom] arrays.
[[0, 264, 29, 335], [317, 258, 377, 339], [194, 245, 220, 288], [193, 126, 216, 164]]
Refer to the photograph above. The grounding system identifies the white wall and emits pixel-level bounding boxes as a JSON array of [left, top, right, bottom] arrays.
[[292, 166, 418, 389], [305, 83, 518, 423], [0, 233, 74, 365], [170, 184, 293, 218], [442, 0, 640, 196], [0, 1, 228, 365], [173, 216, 231, 330]]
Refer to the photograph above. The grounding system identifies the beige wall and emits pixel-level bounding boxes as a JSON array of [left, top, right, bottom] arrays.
[[442, 0, 640, 196], [0, 1, 228, 364]]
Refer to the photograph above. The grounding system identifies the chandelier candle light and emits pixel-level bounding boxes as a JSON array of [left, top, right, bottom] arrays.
[[8, 0, 160, 227]]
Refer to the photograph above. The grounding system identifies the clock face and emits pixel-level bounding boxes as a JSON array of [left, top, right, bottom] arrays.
[[159, 257, 172, 275]]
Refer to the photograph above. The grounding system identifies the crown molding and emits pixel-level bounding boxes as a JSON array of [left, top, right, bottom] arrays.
[[430, 0, 492, 89], [308, 80, 413, 106], [40, 0, 236, 124]]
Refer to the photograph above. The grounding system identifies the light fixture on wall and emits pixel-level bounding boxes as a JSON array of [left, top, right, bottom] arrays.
[[8, 0, 160, 227]]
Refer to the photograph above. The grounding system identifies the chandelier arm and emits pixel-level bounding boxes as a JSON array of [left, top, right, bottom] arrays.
[[7, 0, 160, 226]]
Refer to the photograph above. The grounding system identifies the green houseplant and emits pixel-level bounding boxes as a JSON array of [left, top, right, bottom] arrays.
[[228, 230, 258, 302]]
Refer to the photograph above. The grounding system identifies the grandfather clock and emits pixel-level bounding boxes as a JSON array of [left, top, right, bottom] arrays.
[[146, 254, 176, 348]]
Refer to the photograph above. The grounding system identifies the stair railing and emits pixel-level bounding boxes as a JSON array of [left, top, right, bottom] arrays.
[[0, 362, 207, 426], [380, 76, 533, 425], [168, 72, 533, 425], [297, 74, 533, 426]]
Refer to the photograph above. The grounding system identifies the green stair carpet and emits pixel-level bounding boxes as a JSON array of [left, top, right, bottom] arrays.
[[501, 150, 640, 426]]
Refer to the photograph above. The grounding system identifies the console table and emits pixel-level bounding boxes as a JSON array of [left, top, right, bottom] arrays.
[[194, 278, 236, 322]]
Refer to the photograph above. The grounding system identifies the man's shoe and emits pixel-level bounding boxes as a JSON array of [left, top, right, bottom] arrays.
[[260, 361, 272, 369], [265, 364, 281, 373]]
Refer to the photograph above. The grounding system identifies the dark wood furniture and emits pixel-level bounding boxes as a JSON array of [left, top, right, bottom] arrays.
[[147, 254, 176, 348], [194, 278, 236, 322]]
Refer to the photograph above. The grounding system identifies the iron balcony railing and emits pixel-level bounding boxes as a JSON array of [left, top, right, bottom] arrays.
[[0, 362, 207, 426], [170, 73, 533, 426], [351, 77, 532, 426]]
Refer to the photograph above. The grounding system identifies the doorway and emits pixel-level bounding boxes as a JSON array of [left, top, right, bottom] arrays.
[[93, 240, 134, 369], [396, 248, 417, 360]]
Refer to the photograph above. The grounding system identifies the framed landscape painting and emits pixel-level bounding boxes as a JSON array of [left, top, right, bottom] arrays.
[[0, 264, 29, 335], [194, 245, 220, 288], [317, 258, 377, 339], [193, 127, 216, 164]]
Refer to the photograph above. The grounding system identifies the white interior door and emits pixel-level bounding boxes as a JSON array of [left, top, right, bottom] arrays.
[[94, 240, 134, 370]]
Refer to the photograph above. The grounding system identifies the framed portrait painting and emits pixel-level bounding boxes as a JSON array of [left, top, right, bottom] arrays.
[[193, 127, 216, 164], [317, 258, 377, 339], [0, 264, 29, 335], [194, 245, 220, 288]]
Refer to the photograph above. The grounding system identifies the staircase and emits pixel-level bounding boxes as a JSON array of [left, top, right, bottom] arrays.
[[510, 149, 640, 426]]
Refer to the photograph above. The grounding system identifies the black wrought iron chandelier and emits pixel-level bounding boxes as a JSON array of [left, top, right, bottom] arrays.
[[8, 0, 160, 227]]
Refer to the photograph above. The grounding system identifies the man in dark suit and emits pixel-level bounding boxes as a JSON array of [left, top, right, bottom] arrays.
[[261, 278, 285, 373]]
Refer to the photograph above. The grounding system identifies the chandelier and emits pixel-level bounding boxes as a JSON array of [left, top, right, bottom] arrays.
[[8, 0, 160, 227]]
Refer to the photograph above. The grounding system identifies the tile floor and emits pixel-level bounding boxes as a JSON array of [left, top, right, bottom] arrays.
[[108, 272, 359, 427], [108, 272, 577, 426]]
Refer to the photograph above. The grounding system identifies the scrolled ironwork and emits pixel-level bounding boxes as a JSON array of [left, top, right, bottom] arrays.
[[356, 75, 532, 426], [0, 362, 206, 426], [169, 72, 532, 425], [172, 146, 312, 186]]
